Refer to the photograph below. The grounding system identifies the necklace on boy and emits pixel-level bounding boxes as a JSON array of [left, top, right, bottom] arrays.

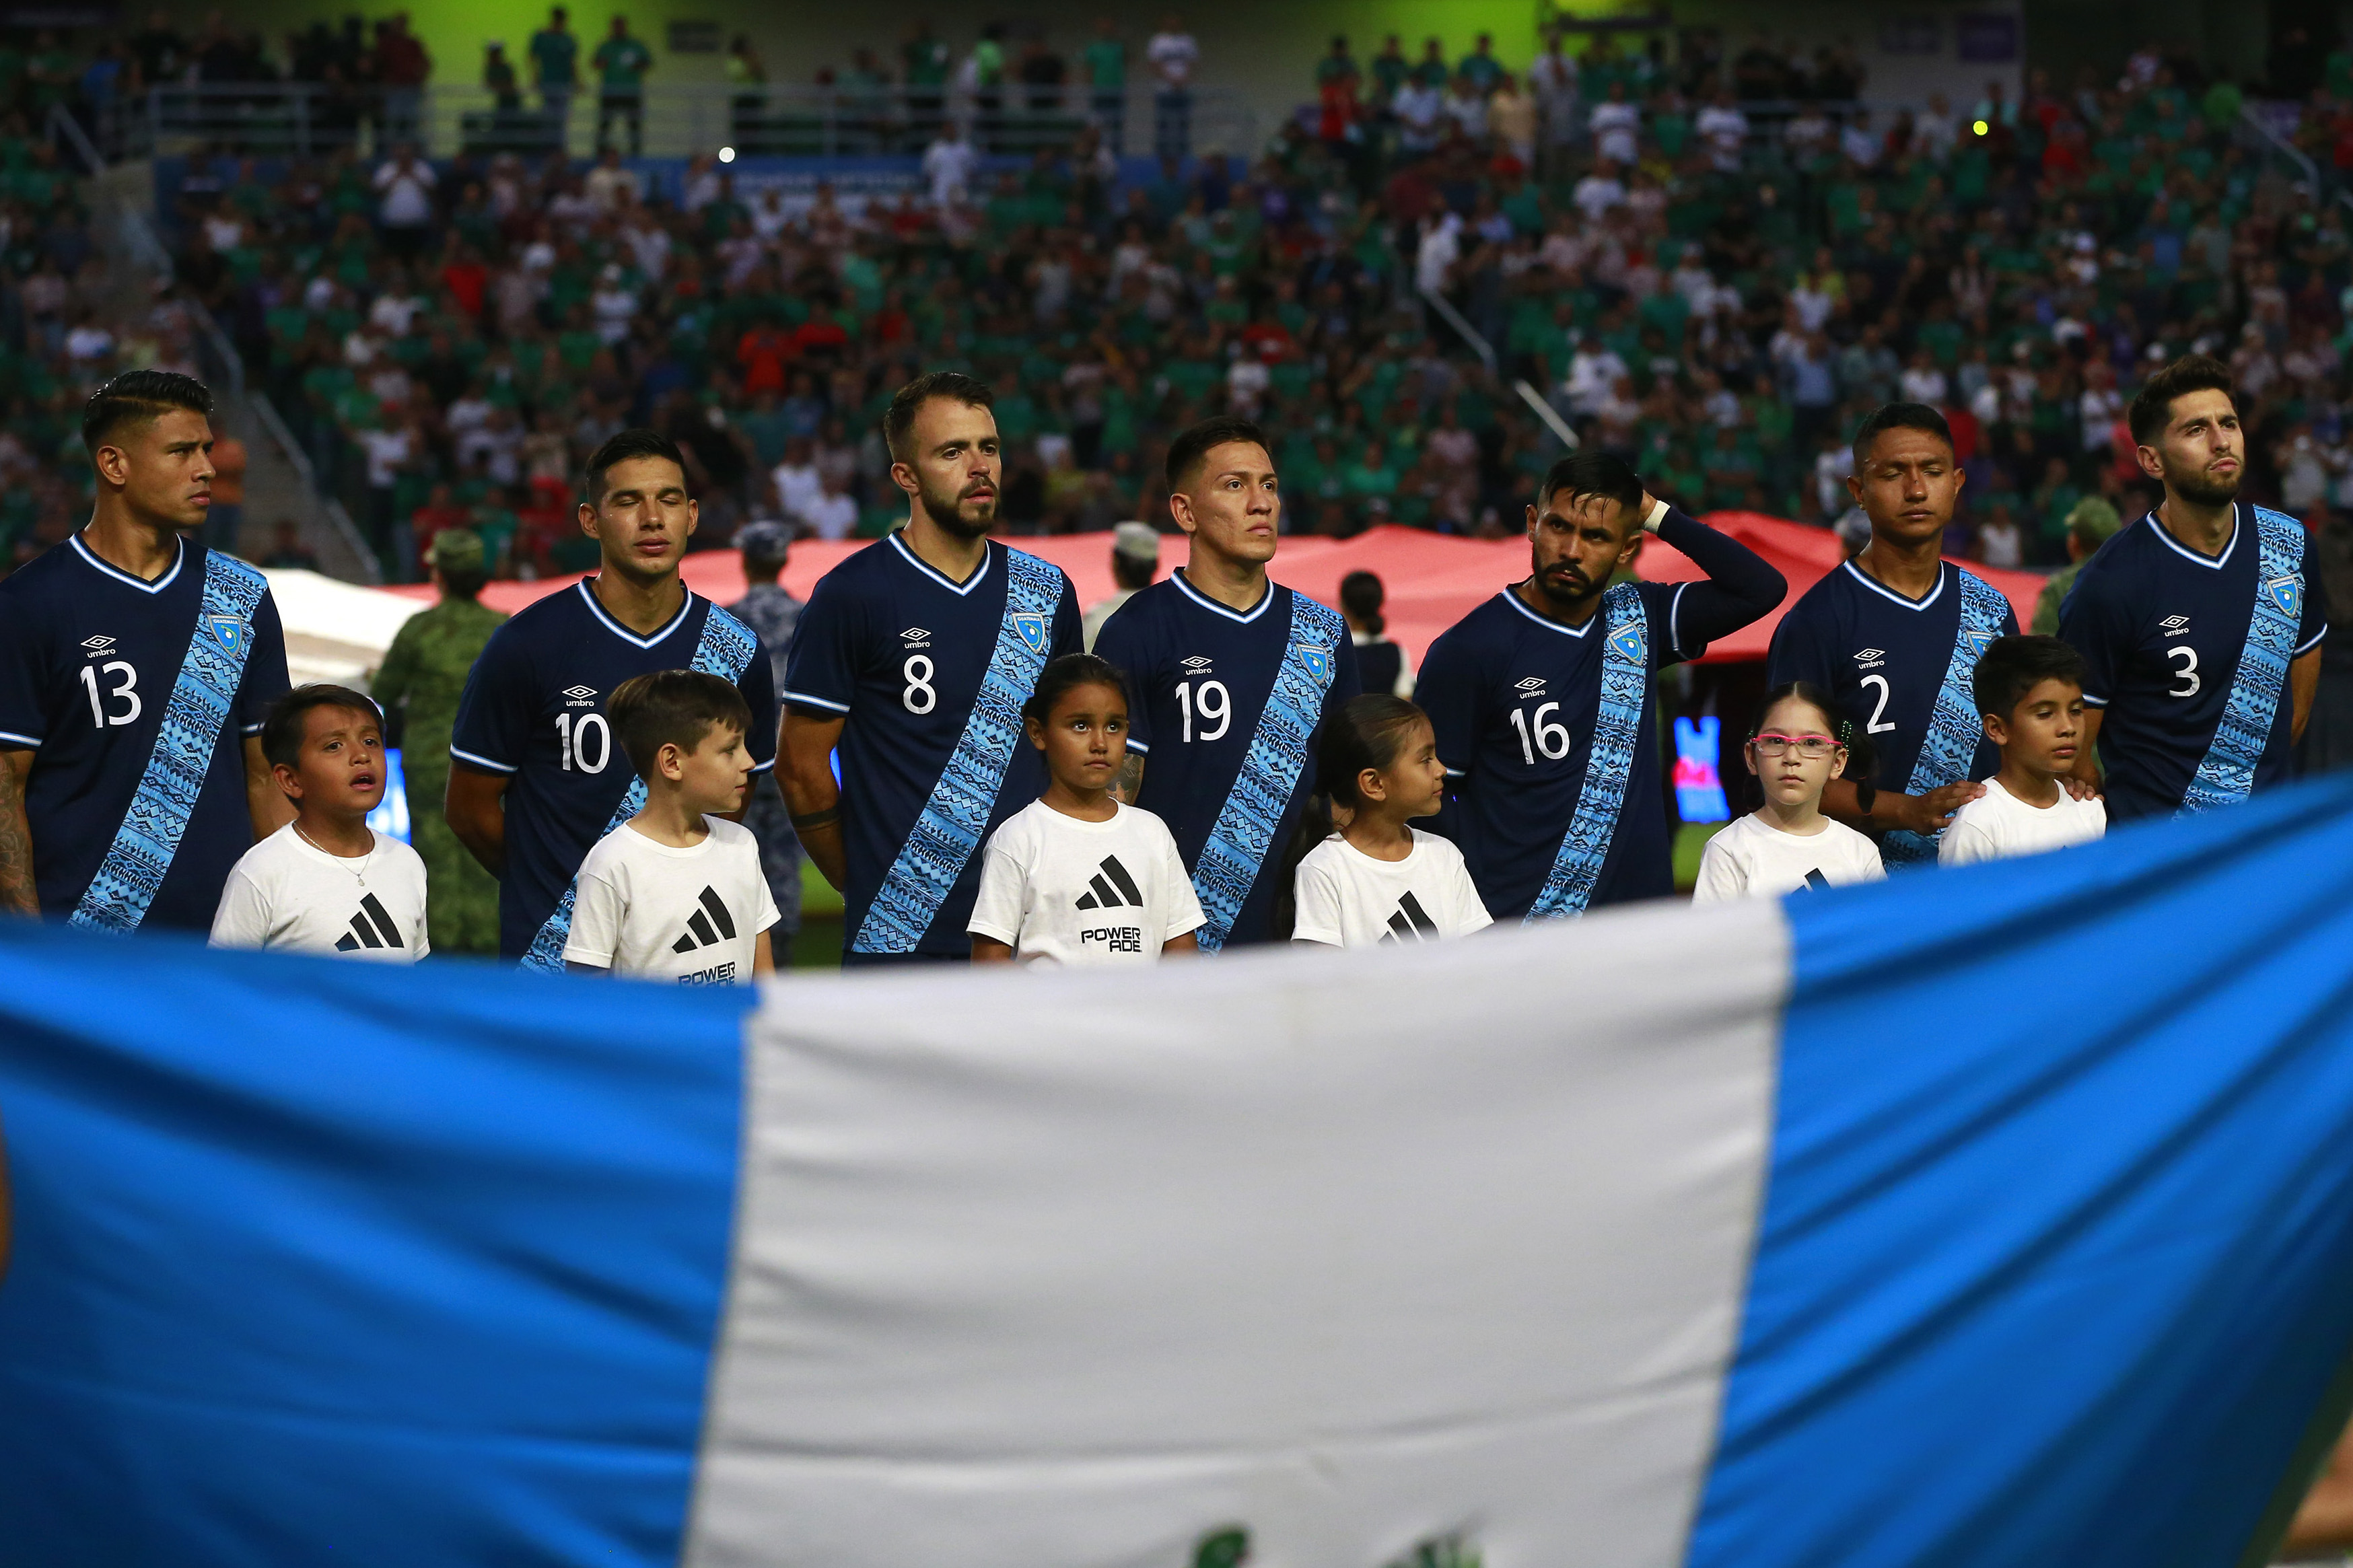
[[295, 822, 374, 886]]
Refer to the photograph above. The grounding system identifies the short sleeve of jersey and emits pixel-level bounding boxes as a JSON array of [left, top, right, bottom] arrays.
[[780, 569, 866, 715], [448, 620, 536, 773], [1640, 580, 1693, 669], [2056, 563, 2127, 707], [2298, 539, 2332, 655], [1051, 574, 1084, 659], [1323, 629, 1365, 714], [1092, 603, 1154, 753], [1764, 592, 1835, 691], [234, 590, 292, 736], [0, 585, 51, 747], [737, 627, 780, 772], [1414, 630, 1481, 775]]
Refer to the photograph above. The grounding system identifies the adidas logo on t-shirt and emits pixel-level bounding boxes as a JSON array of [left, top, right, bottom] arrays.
[[671, 886, 739, 953], [1380, 891, 1440, 943], [332, 893, 407, 952], [1073, 855, 1144, 911]]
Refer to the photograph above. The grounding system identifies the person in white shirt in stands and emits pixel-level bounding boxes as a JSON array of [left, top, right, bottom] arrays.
[[1694, 682, 1887, 902], [1082, 522, 1161, 651], [1286, 694, 1489, 948], [212, 685, 429, 960], [565, 670, 779, 985], [1588, 81, 1640, 166], [1940, 636, 2107, 867], [971, 653, 1202, 965]]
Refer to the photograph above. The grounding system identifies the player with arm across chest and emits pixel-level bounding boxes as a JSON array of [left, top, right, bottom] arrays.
[[1766, 402, 2039, 865], [1414, 451, 1786, 919], [2058, 354, 2329, 820], [1092, 416, 1362, 950], [446, 429, 775, 966], [0, 370, 291, 930], [779, 372, 1080, 964]]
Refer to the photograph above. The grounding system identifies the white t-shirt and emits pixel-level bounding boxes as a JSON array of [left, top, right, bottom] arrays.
[[1691, 812, 1887, 904], [211, 821, 430, 961], [1146, 30, 1198, 87], [564, 817, 779, 985], [1291, 830, 1492, 948], [1939, 777, 2107, 867], [968, 799, 1203, 966]]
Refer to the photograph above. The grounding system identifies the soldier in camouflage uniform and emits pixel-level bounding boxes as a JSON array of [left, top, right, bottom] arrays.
[[372, 530, 508, 955], [730, 522, 806, 962]]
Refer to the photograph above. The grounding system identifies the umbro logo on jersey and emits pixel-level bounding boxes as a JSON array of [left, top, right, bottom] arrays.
[[1182, 655, 1214, 672], [1380, 891, 1440, 943], [563, 685, 598, 706], [80, 634, 115, 655], [2161, 615, 2191, 637], [1514, 676, 1547, 694], [332, 894, 407, 952], [670, 886, 739, 954], [1073, 855, 1144, 911], [901, 626, 932, 647], [1853, 647, 1887, 670]]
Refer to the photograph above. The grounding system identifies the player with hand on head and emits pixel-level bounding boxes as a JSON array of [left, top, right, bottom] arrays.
[[1415, 452, 1786, 919], [967, 652, 1203, 965], [211, 684, 429, 958], [1767, 402, 2025, 865], [446, 429, 776, 968], [2058, 355, 2329, 819], [1092, 416, 1362, 951], [779, 373, 1082, 964], [0, 369, 291, 932]]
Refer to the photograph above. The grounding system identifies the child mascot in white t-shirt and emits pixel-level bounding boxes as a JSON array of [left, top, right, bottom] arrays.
[[1939, 635, 2107, 866], [563, 669, 779, 984], [1693, 680, 1889, 902], [1279, 693, 1491, 948], [969, 652, 1204, 966]]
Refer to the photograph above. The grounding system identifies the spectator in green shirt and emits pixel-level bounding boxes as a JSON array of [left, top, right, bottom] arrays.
[[592, 16, 652, 156], [1083, 19, 1127, 151], [529, 5, 578, 133]]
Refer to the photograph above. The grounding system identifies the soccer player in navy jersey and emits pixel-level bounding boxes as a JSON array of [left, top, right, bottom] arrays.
[[446, 429, 777, 968], [779, 373, 1081, 965], [1092, 416, 1362, 950], [1415, 451, 1784, 919], [1767, 403, 2023, 865], [0, 370, 291, 933], [2060, 355, 2329, 820]]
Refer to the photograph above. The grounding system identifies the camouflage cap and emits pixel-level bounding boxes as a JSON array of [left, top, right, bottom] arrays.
[[2066, 496, 2122, 546], [429, 528, 486, 571], [736, 520, 792, 565]]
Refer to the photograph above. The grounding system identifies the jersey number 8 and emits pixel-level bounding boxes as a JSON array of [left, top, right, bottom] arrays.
[[902, 653, 936, 714]]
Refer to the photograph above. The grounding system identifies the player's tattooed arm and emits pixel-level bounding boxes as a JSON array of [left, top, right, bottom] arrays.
[[1112, 750, 1146, 804], [0, 747, 36, 917]]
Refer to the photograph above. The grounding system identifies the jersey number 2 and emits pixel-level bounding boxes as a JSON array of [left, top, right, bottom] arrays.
[[79, 661, 141, 727], [1860, 674, 1897, 734]]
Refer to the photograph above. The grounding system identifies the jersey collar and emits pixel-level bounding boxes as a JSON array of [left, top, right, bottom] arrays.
[[1840, 557, 1948, 612], [886, 530, 995, 595], [1498, 583, 1595, 637], [2142, 505, 2239, 570], [576, 578, 695, 649], [1171, 567, 1275, 624], [69, 530, 186, 594]]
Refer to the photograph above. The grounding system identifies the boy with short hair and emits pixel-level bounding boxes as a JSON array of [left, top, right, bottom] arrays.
[[211, 684, 429, 959], [563, 669, 778, 984], [1940, 635, 2108, 866]]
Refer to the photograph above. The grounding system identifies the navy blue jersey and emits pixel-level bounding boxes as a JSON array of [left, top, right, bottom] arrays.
[[1767, 559, 2018, 796], [1094, 571, 1362, 947], [2060, 508, 2330, 822], [450, 580, 778, 958], [1417, 579, 1703, 918], [0, 532, 289, 931], [783, 532, 1081, 958]]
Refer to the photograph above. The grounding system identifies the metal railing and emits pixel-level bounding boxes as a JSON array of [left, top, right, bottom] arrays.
[[1418, 281, 1578, 453], [91, 79, 1259, 164]]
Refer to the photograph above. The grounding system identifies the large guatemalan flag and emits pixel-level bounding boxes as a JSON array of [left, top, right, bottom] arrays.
[[5, 778, 2353, 1567]]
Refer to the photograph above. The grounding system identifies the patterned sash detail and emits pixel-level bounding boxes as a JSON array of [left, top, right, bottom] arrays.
[[1881, 570, 2009, 866], [520, 602, 759, 973], [852, 549, 1063, 955], [2182, 506, 2303, 815], [71, 550, 268, 933], [1526, 583, 1647, 922], [1192, 592, 1346, 952]]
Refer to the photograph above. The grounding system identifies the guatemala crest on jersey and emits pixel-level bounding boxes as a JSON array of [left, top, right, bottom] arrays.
[[206, 614, 249, 657], [1011, 610, 1049, 654], [1959, 626, 1997, 661], [2268, 575, 2303, 619], [1298, 642, 1334, 684], [1609, 621, 1646, 664]]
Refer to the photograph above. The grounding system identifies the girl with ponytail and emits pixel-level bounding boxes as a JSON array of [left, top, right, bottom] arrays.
[[1691, 681, 1888, 902]]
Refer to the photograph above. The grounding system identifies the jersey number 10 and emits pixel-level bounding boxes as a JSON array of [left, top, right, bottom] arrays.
[[555, 711, 611, 772]]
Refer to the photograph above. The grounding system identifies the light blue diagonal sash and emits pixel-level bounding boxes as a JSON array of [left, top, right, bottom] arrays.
[[520, 601, 759, 974], [852, 549, 1063, 956], [1191, 592, 1346, 952], [1881, 569, 2010, 866], [2181, 506, 2303, 815], [71, 550, 267, 933], [1526, 583, 1647, 922]]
